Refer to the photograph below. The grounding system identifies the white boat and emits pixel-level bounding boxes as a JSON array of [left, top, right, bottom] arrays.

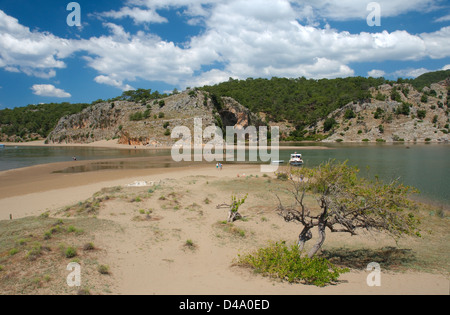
[[271, 160, 285, 165], [289, 153, 304, 166]]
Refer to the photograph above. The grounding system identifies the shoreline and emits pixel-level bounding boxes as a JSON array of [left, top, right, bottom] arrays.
[[1, 139, 332, 151], [0, 157, 213, 200], [0, 161, 447, 295], [0, 163, 261, 223]]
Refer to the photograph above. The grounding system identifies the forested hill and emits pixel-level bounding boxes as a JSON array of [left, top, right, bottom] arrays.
[[408, 69, 450, 91], [1, 70, 449, 142], [200, 77, 387, 128], [0, 102, 90, 142], [0, 89, 166, 143], [199, 72, 450, 136]]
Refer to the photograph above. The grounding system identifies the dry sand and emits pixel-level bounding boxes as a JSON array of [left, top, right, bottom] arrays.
[[0, 161, 448, 295]]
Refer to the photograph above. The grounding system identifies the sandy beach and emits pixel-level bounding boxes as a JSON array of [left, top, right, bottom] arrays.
[[0, 155, 448, 295]]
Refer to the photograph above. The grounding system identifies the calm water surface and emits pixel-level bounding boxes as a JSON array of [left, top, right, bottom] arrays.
[[0, 143, 448, 205]]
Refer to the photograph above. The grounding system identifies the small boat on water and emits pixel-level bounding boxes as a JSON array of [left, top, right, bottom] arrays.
[[289, 153, 304, 166], [271, 160, 285, 165]]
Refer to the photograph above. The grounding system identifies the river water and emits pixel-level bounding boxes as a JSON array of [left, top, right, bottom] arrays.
[[0, 143, 448, 205]]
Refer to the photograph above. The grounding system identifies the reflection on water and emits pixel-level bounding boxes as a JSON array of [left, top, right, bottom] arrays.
[[1, 143, 449, 205], [0, 145, 171, 172], [53, 160, 182, 173]]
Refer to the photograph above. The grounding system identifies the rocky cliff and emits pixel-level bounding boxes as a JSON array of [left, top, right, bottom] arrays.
[[307, 79, 450, 143], [47, 90, 265, 146]]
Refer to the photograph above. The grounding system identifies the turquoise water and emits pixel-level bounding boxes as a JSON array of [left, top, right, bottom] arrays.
[[279, 143, 450, 206], [0, 143, 449, 205]]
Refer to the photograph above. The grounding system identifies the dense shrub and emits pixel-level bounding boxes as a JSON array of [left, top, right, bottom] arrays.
[[344, 109, 356, 120], [238, 242, 349, 287], [417, 110, 427, 119], [374, 107, 385, 119], [323, 118, 337, 132]]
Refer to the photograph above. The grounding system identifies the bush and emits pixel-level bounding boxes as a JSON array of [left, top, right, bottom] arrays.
[[344, 109, 356, 120], [65, 247, 77, 259], [323, 118, 337, 132], [375, 93, 386, 101], [129, 112, 144, 121], [83, 243, 95, 251], [276, 172, 289, 181], [238, 242, 349, 287], [396, 103, 411, 116], [391, 89, 402, 102], [417, 110, 427, 119], [43, 231, 52, 240], [26, 244, 43, 261], [374, 107, 384, 119], [164, 129, 171, 136], [98, 265, 110, 275]]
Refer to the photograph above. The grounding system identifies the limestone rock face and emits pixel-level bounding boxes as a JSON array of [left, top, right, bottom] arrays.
[[309, 80, 450, 143], [47, 90, 265, 146]]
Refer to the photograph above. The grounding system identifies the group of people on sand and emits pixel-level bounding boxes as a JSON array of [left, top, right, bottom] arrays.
[[216, 163, 223, 170]]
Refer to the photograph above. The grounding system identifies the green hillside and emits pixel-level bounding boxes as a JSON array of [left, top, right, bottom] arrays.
[[200, 76, 388, 136], [410, 69, 450, 91], [1, 70, 449, 142], [0, 102, 90, 141]]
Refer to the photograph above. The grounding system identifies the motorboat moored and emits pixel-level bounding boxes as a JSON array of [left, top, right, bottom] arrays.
[[289, 153, 304, 166]]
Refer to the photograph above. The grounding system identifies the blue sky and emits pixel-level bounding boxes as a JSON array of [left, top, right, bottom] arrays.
[[0, 0, 449, 109]]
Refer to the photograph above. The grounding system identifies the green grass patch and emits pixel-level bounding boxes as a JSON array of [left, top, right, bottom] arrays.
[[64, 247, 78, 259], [215, 221, 247, 238]]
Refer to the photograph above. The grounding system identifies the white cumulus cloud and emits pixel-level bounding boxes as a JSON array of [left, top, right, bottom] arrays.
[[31, 84, 71, 98], [0, 10, 73, 79], [1, 0, 450, 93], [98, 7, 168, 24], [94, 75, 134, 91], [368, 69, 386, 78]]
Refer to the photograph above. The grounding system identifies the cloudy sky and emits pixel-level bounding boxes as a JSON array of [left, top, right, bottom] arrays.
[[0, 0, 449, 109]]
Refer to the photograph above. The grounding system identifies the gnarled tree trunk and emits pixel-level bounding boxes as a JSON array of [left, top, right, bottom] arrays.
[[227, 209, 242, 223], [297, 227, 312, 252], [308, 219, 327, 258]]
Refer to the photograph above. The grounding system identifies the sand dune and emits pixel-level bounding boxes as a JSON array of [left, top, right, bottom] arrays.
[[0, 162, 448, 295]]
